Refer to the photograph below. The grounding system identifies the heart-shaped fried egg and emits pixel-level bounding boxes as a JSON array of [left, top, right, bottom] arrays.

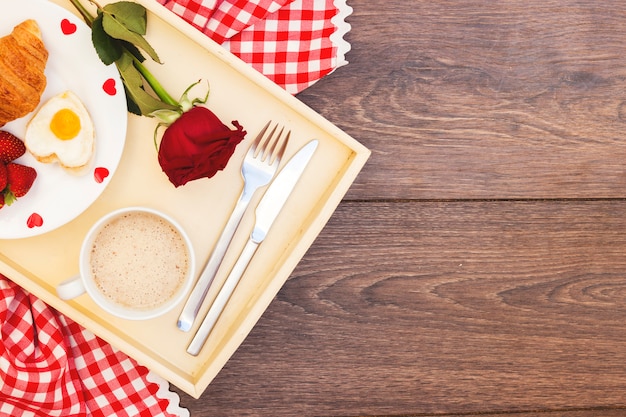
[[25, 90, 94, 173]]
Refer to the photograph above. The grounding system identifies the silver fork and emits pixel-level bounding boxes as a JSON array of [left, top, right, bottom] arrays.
[[177, 122, 290, 332]]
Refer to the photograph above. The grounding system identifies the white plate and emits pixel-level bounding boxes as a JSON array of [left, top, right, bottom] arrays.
[[0, 0, 127, 239]]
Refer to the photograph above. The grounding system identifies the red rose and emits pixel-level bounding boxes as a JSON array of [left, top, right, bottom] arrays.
[[157, 106, 246, 187]]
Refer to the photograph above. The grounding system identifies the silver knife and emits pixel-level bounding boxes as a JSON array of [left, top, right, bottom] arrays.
[[187, 139, 319, 356]]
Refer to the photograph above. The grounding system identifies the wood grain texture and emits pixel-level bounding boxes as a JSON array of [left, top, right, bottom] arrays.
[[167, 0, 626, 415], [298, 0, 626, 200], [174, 201, 626, 416]]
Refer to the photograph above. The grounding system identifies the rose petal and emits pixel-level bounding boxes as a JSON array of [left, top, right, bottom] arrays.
[[157, 107, 246, 187]]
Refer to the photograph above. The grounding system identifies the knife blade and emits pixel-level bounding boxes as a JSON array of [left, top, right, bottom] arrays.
[[187, 139, 319, 356]]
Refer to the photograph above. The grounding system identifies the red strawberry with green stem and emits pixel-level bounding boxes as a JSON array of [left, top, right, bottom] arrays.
[[0, 131, 26, 163], [4, 163, 36, 205]]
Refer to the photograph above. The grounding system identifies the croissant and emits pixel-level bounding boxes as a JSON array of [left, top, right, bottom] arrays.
[[0, 20, 48, 127]]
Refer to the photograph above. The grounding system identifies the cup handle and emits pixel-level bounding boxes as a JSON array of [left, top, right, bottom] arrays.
[[56, 274, 86, 300]]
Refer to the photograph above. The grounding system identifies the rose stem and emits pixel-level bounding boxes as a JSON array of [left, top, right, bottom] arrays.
[[67, 0, 179, 108]]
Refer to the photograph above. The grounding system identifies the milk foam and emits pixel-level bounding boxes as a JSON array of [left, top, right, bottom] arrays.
[[90, 212, 189, 310]]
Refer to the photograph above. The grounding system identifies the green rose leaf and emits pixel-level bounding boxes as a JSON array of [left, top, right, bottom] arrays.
[[123, 84, 142, 116], [116, 52, 176, 115], [102, 10, 161, 63], [91, 13, 122, 65], [102, 1, 148, 35], [121, 40, 146, 63], [68, 0, 190, 117]]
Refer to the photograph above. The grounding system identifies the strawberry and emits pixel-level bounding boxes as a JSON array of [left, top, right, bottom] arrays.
[[0, 131, 26, 163], [0, 193, 4, 210], [4, 163, 37, 205], [0, 162, 6, 191]]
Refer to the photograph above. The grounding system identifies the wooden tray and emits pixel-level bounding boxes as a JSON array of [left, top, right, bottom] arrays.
[[0, 0, 369, 398]]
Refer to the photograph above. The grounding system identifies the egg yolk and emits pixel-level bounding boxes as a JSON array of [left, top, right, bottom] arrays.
[[50, 108, 81, 140]]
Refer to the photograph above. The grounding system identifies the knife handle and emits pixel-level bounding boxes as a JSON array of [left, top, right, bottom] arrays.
[[187, 238, 260, 356]]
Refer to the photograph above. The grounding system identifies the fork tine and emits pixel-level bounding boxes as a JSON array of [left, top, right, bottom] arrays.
[[249, 121, 272, 155], [254, 126, 279, 160], [262, 126, 285, 161], [271, 130, 290, 165]]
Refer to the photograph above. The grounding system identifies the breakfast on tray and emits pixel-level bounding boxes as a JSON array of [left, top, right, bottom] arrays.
[[1, 18, 95, 175], [0, 5, 243, 220], [0, 0, 368, 405], [0, 16, 102, 214], [0, 19, 48, 127]]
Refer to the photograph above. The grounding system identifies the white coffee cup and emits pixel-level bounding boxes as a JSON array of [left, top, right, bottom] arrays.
[[56, 207, 196, 320]]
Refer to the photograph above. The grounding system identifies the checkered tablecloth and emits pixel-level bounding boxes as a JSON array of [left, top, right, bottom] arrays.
[[0, 275, 188, 417], [158, 0, 353, 94], [0, 1, 352, 415]]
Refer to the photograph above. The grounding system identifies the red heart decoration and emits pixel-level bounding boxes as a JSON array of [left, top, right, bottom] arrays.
[[27, 213, 43, 228], [94, 167, 110, 183], [102, 78, 117, 96], [60, 18, 77, 35]]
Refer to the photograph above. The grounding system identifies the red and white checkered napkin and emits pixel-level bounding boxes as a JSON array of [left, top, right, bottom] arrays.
[[157, 0, 353, 94], [0, 275, 188, 417]]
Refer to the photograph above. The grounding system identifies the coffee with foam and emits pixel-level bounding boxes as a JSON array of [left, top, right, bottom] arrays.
[[89, 211, 189, 310]]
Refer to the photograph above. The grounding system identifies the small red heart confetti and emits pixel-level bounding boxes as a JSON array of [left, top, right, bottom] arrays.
[[27, 213, 43, 228], [102, 78, 117, 96], [94, 167, 109, 183], [60, 19, 77, 35]]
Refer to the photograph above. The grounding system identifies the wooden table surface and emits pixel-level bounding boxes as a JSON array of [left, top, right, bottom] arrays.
[[173, 1, 626, 415]]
